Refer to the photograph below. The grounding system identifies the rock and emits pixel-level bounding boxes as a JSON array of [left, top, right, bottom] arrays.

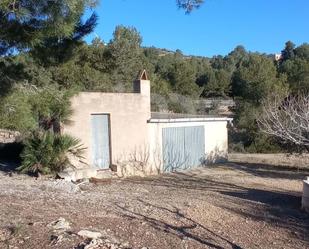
[[76, 238, 104, 249], [84, 238, 104, 249], [77, 230, 102, 239], [50, 234, 64, 245], [48, 217, 71, 231], [47, 180, 80, 193], [0, 228, 10, 241], [75, 237, 129, 249], [57, 168, 97, 182]]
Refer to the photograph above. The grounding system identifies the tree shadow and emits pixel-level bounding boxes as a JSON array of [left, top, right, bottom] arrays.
[[217, 189, 309, 244], [0, 161, 19, 173], [123, 169, 309, 245], [220, 188, 301, 208], [225, 162, 309, 180], [125, 171, 247, 192], [113, 199, 243, 249]]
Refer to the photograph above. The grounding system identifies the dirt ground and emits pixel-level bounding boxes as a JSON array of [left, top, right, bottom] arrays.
[[229, 153, 309, 169], [0, 159, 309, 249]]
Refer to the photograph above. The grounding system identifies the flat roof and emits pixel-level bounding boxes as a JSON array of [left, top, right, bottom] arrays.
[[149, 112, 233, 123]]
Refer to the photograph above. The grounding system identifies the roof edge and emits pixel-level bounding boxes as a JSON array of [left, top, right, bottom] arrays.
[[148, 117, 233, 123]]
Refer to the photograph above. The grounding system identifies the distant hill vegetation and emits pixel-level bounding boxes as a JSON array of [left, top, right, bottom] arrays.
[[0, 26, 308, 152]]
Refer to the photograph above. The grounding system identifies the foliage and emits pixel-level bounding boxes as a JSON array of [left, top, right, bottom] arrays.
[[177, 0, 204, 13], [30, 87, 74, 132], [1, 14, 309, 153], [0, 86, 73, 133], [199, 68, 231, 97], [0, 89, 36, 132], [279, 42, 309, 93], [18, 131, 84, 175], [232, 53, 287, 103], [0, 0, 97, 55], [108, 26, 144, 90]]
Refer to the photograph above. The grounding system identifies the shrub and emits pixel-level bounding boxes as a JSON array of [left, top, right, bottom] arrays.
[[18, 131, 84, 175]]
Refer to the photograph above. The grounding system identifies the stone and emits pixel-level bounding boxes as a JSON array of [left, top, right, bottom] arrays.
[[84, 239, 104, 249], [77, 230, 102, 239], [57, 168, 97, 182], [0, 228, 10, 241], [76, 238, 104, 249], [47, 179, 80, 193], [48, 217, 71, 231], [50, 234, 64, 245]]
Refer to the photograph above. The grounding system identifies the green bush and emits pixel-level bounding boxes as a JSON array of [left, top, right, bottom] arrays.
[[18, 131, 84, 175]]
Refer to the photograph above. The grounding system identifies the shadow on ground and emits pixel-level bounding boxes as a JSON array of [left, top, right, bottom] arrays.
[[0, 161, 20, 172], [122, 167, 309, 246], [226, 161, 309, 180], [0, 142, 22, 172], [114, 199, 243, 249]]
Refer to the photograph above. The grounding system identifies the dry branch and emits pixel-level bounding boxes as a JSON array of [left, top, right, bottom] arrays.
[[257, 93, 309, 148]]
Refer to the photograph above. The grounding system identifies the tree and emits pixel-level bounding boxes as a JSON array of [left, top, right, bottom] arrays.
[[281, 41, 296, 61], [279, 43, 309, 93], [108, 26, 144, 90], [168, 60, 201, 97], [280, 58, 309, 92], [232, 53, 287, 103], [177, 0, 204, 13], [0, 56, 26, 96], [0, 0, 97, 55], [294, 43, 309, 61], [230, 53, 288, 152], [199, 68, 231, 97], [258, 93, 309, 151], [0, 86, 73, 133]]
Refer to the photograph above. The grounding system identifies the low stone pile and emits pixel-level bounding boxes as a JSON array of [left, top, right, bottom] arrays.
[[48, 217, 136, 249]]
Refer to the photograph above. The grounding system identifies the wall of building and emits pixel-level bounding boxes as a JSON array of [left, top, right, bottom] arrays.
[[147, 120, 229, 173], [63, 80, 151, 172], [64, 77, 230, 177]]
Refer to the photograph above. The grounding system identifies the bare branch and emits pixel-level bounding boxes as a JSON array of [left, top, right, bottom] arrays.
[[257, 92, 309, 148]]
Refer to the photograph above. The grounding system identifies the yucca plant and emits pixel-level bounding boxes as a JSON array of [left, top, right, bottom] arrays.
[[18, 130, 85, 176]]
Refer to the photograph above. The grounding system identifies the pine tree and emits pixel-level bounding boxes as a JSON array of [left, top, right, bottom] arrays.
[[0, 0, 97, 55]]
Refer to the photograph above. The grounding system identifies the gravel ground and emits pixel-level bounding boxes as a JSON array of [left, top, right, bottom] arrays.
[[0, 162, 309, 249]]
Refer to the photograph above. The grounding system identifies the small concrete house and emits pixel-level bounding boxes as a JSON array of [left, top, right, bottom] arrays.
[[64, 70, 232, 177]]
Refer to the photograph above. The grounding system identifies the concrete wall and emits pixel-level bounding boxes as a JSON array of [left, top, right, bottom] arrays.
[[64, 78, 230, 176], [147, 120, 229, 173], [63, 80, 151, 171]]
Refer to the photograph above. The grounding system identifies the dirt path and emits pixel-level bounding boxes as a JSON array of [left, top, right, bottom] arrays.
[[0, 163, 309, 249]]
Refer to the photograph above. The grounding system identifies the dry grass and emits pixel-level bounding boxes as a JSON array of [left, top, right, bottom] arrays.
[[229, 153, 309, 170]]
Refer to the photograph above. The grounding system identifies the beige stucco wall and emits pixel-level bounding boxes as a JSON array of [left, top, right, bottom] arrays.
[[64, 78, 230, 176], [63, 80, 151, 171], [147, 120, 229, 173]]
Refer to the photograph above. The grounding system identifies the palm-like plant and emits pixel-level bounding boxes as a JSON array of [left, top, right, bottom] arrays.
[[18, 131, 85, 176]]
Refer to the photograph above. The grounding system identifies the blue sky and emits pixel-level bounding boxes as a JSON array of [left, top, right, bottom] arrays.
[[85, 0, 309, 57]]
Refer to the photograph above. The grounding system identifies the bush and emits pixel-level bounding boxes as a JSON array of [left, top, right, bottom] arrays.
[[18, 131, 84, 175]]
